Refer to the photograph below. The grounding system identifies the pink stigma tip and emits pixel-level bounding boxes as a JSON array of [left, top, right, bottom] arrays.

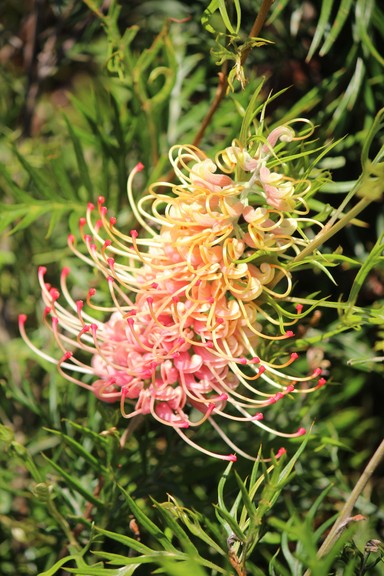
[[38, 266, 47, 274], [285, 330, 294, 338], [286, 384, 295, 393], [68, 234, 75, 244], [172, 296, 179, 303], [135, 162, 145, 171], [130, 230, 138, 239], [101, 206, 107, 216], [253, 412, 264, 421], [317, 377, 327, 387], [79, 217, 86, 227], [88, 288, 96, 297], [290, 352, 299, 360], [98, 196, 105, 205], [238, 356, 247, 365], [206, 342, 213, 348], [296, 304, 303, 313], [87, 202, 95, 211], [216, 317, 224, 324], [107, 276, 114, 283], [312, 367, 322, 377], [61, 267, 70, 277], [296, 427, 306, 436], [276, 448, 286, 458], [19, 314, 27, 324], [228, 454, 237, 462], [151, 282, 159, 289], [62, 351, 73, 361], [110, 217, 116, 226], [208, 297, 214, 304], [147, 297, 153, 305], [258, 365, 266, 374], [103, 240, 112, 248], [251, 356, 260, 363]]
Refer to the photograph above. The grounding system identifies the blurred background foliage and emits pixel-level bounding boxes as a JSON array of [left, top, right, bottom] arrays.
[[0, 0, 383, 574]]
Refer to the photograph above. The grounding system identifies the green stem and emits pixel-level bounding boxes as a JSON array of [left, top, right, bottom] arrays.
[[303, 439, 384, 576], [193, 0, 274, 147]]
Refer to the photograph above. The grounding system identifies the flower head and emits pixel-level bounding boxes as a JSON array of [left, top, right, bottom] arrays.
[[20, 120, 327, 461]]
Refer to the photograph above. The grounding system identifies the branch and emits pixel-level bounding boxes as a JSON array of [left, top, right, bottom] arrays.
[[193, 0, 275, 147]]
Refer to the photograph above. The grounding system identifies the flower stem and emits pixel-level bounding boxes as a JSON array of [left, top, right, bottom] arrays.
[[303, 439, 384, 576], [193, 0, 275, 147]]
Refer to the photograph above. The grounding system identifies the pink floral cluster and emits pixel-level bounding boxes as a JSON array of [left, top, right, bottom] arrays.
[[20, 124, 327, 460]]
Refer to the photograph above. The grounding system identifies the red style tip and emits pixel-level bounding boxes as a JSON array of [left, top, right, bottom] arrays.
[[172, 296, 179, 303], [18, 313, 27, 324], [207, 297, 214, 304], [151, 282, 159, 289], [312, 367, 322, 377], [130, 230, 139, 239], [206, 342, 213, 348], [251, 356, 260, 363], [228, 454, 237, 462], [296, 304, 303, 313], [253, 412, 264, 421], [317, 377, 327, 388], [110, 216, 117, 226], [290, 352, 299, 360], [296, 427, 306, 436], [258, 365, 266, 374], [103, 239, 112, 248], [238, 356, 248, 365], [88, 288, 96, 297], [98, 196, 105, 205], [87, 202, 95, 211], [107, 257, 115, 268], [276, 448, 286, 458], [79, 217, 86, 227], [61, 267, 70, 277], [285, 330, 294, 338], [107, 276, 114, 283], [61, 351, 73, 361], [286, 384, 295, 393], [38, 266, 47, 275], [135, 162, 145, 172], [147, 296, 154, 305], [68, 234, 75, 244]]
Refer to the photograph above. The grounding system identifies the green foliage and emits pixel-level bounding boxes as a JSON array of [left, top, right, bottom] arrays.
[[1, 1, 384, 575]]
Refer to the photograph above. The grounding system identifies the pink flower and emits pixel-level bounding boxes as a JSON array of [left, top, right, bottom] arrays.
[[20, 122, 326, 461]]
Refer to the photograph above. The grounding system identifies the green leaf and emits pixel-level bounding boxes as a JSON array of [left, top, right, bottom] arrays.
[[42, 454, 105, 508], [306, 0, 333, 61], [152, 500, 200, 556], [117, 484, 177, 552], [64, 115, 94, 197], [38, 554, 79, 576], [43, 428, 109, 474], [319, 0, 354, 56]]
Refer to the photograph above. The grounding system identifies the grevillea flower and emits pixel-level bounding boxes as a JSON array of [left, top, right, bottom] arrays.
[[20, 120, 328, 461]]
